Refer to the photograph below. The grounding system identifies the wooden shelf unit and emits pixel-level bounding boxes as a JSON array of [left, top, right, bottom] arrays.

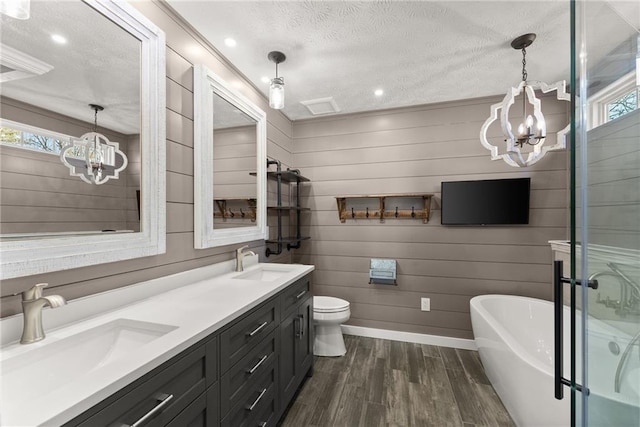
[[213, 198, 256, 221], [263, 160, 311, 257], [336, 193, 433, 224]]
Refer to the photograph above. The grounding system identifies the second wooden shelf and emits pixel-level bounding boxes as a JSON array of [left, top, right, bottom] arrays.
[[336, 193, 433, 224]]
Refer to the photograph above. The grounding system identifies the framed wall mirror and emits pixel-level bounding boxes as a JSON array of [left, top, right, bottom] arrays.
[[0, 0, 166, 279], [193, 64, 267, 248]]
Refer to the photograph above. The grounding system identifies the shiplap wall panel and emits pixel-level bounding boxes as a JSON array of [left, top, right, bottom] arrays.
[[579, 109, 640, 249], [166, 108, 193, 147], [0, 102, 131, 233], [167, 140, 194, 175], [166, 78, 194, 119], [308, 269, 551, 300], [292, 97, 569, 339], [0, 2, 293, 317]]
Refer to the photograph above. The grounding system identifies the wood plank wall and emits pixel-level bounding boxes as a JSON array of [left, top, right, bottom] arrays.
[[579, 109, 640, 249], [213, 126, 258, 229], [291, 97, 570, 339], [0, 97, 132, 234], [0, 1, 293, 317]]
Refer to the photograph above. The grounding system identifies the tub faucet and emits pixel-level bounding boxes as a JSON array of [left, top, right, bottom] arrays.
[[20, 283, 66, 344], [589, 263, 640, 316], [614, 328, 640, 393], [235, 245, 256, 272]]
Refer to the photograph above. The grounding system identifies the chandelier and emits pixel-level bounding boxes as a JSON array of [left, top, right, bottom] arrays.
[[480, 33, 570, 168], [60, 104, 128, 185]]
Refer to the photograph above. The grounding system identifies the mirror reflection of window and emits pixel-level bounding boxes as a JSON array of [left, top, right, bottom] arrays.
[[212, 92, 258, 230], [0, 0, 141, 238]]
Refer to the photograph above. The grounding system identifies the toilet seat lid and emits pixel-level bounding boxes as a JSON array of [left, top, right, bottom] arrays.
[[314, 296, 350, 313]]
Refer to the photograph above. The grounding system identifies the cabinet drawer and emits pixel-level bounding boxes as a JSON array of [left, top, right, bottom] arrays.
[[220, 298, 279, 373], [220, 330, 278, 416], [76, 342, 212, 427], [280, 276, 310, 316], [221, 363, 277, 427], [252, 389, 278, 427]]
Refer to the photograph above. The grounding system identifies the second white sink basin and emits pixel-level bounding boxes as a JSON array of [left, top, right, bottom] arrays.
[[233, 264, 296, 281], [1, 318, 177, 404]]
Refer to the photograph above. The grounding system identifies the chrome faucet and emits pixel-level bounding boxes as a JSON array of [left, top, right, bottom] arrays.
[[20, 283, 66, 344], [614, 328, 640, 393], [589, 263, 640, 316], [235, 245, 256, 272]]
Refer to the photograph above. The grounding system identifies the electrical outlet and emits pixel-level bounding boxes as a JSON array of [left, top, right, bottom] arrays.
[[421, 297, 430, 312]]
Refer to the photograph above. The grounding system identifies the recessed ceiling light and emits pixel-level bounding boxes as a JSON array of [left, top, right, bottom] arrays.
[[261, 76, 270, 84], [374, 89, 384, 97], [51, 34, 67, 45], [224, 38, 237, 47]]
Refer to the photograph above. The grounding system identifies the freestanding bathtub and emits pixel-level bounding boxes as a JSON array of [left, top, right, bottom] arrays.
[[470, 295, 639, 427]]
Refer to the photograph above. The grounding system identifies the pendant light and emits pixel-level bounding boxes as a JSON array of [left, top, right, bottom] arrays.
[[268, 51, 286, 110], [480, 33, 570, 167], [60, 104, 128, 185]]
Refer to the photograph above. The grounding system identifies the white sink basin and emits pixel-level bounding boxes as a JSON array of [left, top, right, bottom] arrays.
[[233, 264, 295, 281], [1, 318, 177, 403]]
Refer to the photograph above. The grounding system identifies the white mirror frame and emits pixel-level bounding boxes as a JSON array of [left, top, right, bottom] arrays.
[[193, 64, 267, 248], [0, 0, 166, 280]]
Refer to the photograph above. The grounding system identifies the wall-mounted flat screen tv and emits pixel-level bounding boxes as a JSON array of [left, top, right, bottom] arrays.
[[441, 178, 530, 225]]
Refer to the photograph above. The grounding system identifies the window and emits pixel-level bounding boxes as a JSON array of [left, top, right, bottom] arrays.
[[607, 89, 638, 121], [0, 119, 78, 156], [588, 71, 639, 129]]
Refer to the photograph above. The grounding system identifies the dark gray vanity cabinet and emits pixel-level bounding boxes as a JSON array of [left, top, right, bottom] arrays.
[[63, 272, 313, 427], [64, 335, 219, 427], [278, 276, 314, 417]]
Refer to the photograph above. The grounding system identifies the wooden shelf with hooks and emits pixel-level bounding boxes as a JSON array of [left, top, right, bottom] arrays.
[[335, 194, 433, 224], [213, 198, 256, 221]]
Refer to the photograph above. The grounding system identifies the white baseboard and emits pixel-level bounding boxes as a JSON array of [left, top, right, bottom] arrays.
[[341, 325, 477, 351]]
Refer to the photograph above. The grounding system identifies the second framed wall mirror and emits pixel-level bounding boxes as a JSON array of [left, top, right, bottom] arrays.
[[193, 64, 267, 248]]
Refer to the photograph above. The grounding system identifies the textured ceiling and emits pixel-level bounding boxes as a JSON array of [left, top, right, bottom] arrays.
[[1, 1, 637, 129], [167, 0, 577, 121]]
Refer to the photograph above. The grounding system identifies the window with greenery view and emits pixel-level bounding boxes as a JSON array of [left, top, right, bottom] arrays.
[[0, 121, 81, 157], [607, 89, 638, 122]]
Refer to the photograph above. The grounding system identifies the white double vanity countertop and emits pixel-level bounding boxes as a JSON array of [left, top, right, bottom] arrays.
[[0, 258, 314, 426]]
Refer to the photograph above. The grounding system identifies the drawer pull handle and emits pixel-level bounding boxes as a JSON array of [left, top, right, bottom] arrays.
[[298, 314, 304, 340], [246, 388, 267, 411], [246, 354, 268, 375], [247, 321, 268, 337], [129, 393, 174, 427], [295, 290, 306, 300]]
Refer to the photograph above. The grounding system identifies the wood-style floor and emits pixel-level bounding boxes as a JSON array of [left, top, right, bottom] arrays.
[[281, 335, 515, 427]]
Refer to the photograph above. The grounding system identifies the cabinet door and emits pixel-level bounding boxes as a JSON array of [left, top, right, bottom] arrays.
[[279, 309, 299, 408], [296, 297, 314, 376], [167, 383, 219, 427]]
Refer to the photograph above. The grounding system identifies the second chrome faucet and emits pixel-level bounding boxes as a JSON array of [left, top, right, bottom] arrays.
[[235, 245, 256, 272], [20, 283, 66, 344]]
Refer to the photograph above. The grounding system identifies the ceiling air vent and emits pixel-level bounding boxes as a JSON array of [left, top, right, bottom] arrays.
[[300, 97, 341, 116]]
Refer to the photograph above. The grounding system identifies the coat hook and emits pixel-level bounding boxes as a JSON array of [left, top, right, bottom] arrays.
[[351, 207, 355, 218], [240, 208, 245, 218], [366, 207, 369, 218], [395, 206, 399, 218], [411, 206, 415, 218], [229, 209, 235, 218]]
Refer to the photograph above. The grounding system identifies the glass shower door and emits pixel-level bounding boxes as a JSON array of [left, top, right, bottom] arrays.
[[574, 0, 640, 425]]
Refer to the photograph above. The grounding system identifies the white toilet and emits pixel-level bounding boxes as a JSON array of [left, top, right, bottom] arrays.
[[313, 296, 350, 357]]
